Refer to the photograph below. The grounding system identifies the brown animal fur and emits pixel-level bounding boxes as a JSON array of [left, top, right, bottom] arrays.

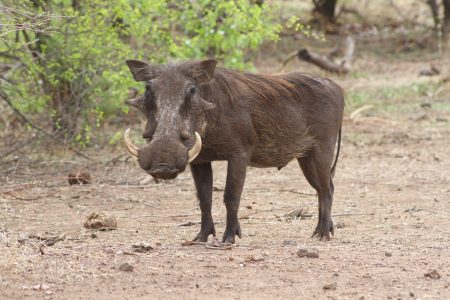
[[125, 59, 344, 243]]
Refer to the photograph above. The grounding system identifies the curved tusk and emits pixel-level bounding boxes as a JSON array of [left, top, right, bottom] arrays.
[[124, 128, 139, 157], [187, 132, 202, 163]]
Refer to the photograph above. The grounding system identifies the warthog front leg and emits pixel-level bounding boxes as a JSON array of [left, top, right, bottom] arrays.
[[191, 163, 216, 242], [222, 155, 247, 244]]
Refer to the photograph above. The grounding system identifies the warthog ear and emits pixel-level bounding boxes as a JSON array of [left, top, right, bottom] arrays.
[[125, 60, 160, 82], [126, 97, 141, 109], [186, 59, 217, 84], [199, 98, 216, 111]]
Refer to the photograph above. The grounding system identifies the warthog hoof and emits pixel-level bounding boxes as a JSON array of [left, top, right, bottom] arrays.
[[312, 218, 334, 241]]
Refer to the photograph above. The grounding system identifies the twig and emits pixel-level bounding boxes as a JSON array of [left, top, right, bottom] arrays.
[[114, 185, 149, 189], [332, 212, 375, 217], [176, 221, 201, 227], [167, 213, 200, 218], [0, 156, 19, 166], [404, 207, 439, 214], [103, 154, 126, 166], [143, 202, 161, 209], [2, 191, 57, 201], [279, 189, 316, 196], [181, 240, 207, 246], [0, 133, 38, 160], [350, 105, 374, 120], [205, 244, 236, 250], [0, 89, 91, 160], [278, 50, 299, 72]]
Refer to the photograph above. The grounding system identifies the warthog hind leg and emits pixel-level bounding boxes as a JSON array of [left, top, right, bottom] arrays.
[[298, 143, 336, 240]]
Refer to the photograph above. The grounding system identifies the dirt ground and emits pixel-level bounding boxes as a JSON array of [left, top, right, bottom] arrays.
[[1, 18, 450, 300], [2, 86, 450, 300]]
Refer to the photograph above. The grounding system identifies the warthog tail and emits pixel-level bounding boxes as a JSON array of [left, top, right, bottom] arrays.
[[331, 127, 342, 178]]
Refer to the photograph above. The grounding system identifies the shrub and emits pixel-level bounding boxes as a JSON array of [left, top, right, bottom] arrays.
[[0, 0, 281, 143]]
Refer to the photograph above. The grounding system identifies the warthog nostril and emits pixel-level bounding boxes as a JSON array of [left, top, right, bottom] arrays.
[[148, 164, 179, 180], [180, 130, 191, 141]]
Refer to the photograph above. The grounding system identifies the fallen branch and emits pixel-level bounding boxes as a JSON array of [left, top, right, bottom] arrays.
[[282, 36, 355, 74]]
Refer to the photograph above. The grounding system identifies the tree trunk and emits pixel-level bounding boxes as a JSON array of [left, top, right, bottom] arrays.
[[443, 0, 450, 53], [427, 0, 440, 36], [313, 0, 338, 23]]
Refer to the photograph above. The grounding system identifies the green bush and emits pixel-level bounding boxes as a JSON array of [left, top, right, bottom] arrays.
[[0, 0, 281, 143]]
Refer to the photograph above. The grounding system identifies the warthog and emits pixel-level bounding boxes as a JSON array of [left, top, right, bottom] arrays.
[[124, 59, 344, 243]]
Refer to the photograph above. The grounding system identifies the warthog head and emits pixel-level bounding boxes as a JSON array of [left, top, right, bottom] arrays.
[[124, 59, 217, 180]]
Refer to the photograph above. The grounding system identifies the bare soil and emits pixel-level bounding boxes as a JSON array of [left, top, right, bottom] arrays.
[[1, 26, 450, 300], [2, 100, 450, 300]]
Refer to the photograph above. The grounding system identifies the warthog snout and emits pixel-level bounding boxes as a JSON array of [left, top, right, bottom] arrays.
[[148, 163, 180, 180], [124, 129, 202, 179]]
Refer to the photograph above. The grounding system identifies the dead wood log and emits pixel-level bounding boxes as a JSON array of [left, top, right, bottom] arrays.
[[281, 36, 355, 74]]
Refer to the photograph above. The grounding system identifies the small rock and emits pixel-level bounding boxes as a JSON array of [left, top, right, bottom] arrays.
[[119, 262, 134, 272], [32, 283, 50, 291], [90, 233, 97, 239], [68, 169, 91, 185], [132, 242, 153, 253], [336, 222, 345, 229], [409, 292, 414, 297], [211, 237, 221, 247], [246, 205, 252, 209], [282, 240, 297, 246], [17, 233, 28, 244], [323, 282, 337, 290], [424, 269, 441, 279], [385, 252, 392, 257], [297, 247, 319, 258], [84, 212, 117, 230]]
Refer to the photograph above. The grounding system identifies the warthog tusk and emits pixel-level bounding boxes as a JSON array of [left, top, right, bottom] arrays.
[[187, 132, 202, 163], [124, 128, 139, 157]]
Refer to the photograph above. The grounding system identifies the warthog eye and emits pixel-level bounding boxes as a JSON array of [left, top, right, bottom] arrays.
[[183, 85, 196, 109]]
